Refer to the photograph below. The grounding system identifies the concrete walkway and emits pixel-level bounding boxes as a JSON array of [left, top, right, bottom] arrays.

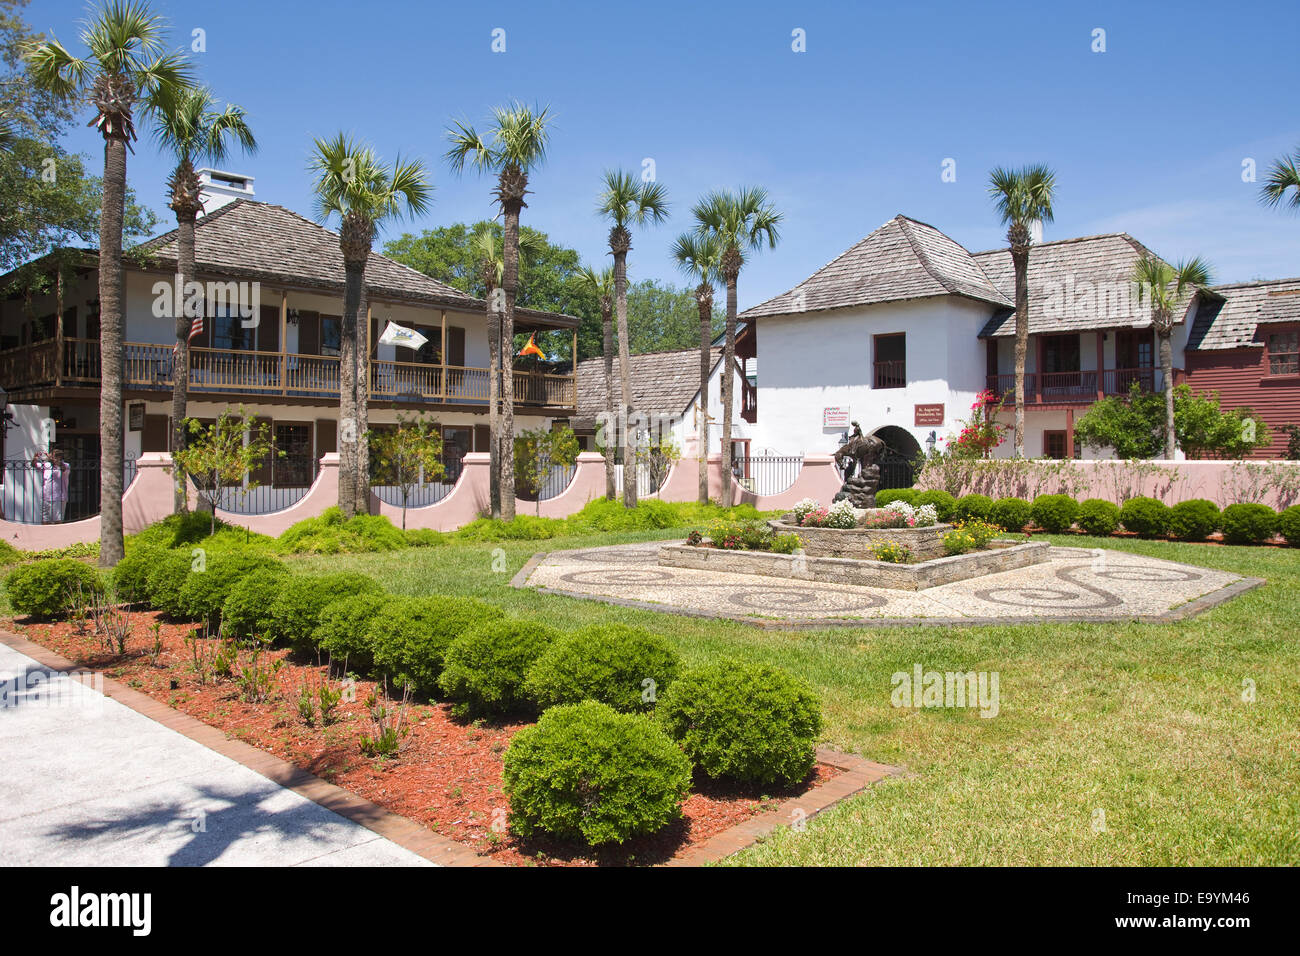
[[0, 642, 433, 867]]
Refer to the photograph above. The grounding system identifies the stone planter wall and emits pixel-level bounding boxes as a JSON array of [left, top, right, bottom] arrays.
[[770, 516, 950, 561], [659, 540, 1051, 591]]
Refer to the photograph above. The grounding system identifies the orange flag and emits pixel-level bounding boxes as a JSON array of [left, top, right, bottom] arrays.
[[517, 332, 546, 359]]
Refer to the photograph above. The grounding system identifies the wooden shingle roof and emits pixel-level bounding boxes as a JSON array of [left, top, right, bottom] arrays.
[[740, 214, 1012, 320], [137, 199, 577, 326], [1186, 278, 1300, 350], [573, 347, 722, 431], [973, 233, 1169, 337]]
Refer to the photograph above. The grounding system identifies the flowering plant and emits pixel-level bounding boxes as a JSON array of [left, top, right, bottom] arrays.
[[943, 388, 1010, 459], [798, 499, 857, 529], [871, 540, 912, 564], [792, 498, 820, 523], [870, 500, 939, 528]]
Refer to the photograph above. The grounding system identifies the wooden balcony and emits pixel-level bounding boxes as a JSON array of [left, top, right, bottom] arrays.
[[0, 338, 577, 408], [985, 367, 1165, 406]]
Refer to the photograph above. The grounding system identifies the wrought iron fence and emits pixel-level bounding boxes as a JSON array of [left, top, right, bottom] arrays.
[[731, 455, 804, 496], [1, 457, 139, 525], [371, 453, 462, 509], [190, 454, 319, 515], [518, 463, 577, 502]]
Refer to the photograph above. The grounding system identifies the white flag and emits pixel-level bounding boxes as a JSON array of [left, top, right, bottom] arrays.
[[378, 320, 428, 350]]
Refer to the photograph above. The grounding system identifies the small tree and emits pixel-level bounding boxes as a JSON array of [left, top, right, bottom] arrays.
[[173, 406, 277, 535], [634, 430, 680, 494], [943, 389, 1010, 459], [1075, 383, 1272, 460], [515, 425, 579, 515], [369, 412, 444, 529]]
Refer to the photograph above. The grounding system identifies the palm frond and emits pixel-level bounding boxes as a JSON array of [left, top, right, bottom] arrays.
[[1259, 148, 1300, 211], [987, 163, 1057, 228], [490, 101, 551, 170], [671, 231, 722, 283], [444, 120, 492, 174], [24, 38, 90, 99]]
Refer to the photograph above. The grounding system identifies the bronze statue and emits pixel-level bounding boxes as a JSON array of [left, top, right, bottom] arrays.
[[832, 422, 884, 508]]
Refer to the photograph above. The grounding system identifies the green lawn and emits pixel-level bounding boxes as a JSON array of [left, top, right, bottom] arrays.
[[287, 530, 1299, 866], [6, 528, 1295, 864]]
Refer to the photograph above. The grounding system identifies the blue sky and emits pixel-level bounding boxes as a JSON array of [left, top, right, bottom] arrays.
[[28, 0, 1300, 308]]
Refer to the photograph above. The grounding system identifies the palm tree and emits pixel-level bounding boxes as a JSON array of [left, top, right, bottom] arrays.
[[1132, 254, 1213, 459], [987, 164, 1057, 457], [597, 169, 669, 507], [672, 231, 722, 504], [308, 133, 432, 517], [469, 223, 543, 515], [576, 265, 615, 499], [26, 0, 191, 567], [152, 84, 256, 514], [691, 188, 781, 507], [1260, 147, 1300, 212], [445, 102, 551, 522]]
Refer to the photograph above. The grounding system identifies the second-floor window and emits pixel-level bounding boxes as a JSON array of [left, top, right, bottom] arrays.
[[1041, 334, 1081, 374], [1267, 329, 1299, 376], [873, 333, 905, 389]]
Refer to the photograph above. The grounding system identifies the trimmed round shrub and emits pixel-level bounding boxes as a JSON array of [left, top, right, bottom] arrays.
[[1030, 494, 1079, 534], [438, 619, 561, 718], [1168, 499, 1221, 542], [112, 545, 166, 604], [221, 565, 292, 639], [524, 623, 680, 714], [953, 493, 994, 522], [1278, 505, 1300, 546], [502, 701, 691, 846], [144, 548, 200, 617], [875, 488, 917, 507], [989, 497, 1032, 533], [657, 660, 823, 788], [368, 595, 505, 696], [1076, 498, 1121, 537], [1220, 503, 1277, 545], [1119, 496, 1171, 538], [174, 550, 288, 624], [5, 559, 104, 619], [912, 489, 957, 522], [267, 572, 382, 651], [314, 592, 389, 672]]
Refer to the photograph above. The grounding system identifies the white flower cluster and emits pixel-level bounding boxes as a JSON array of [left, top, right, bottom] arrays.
[[881, 500, 939, 527], [825, 499, 858, 529], [792, 498, 820, 521]]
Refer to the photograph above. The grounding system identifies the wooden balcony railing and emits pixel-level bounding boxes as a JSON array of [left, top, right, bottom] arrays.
[[985, 367, 1165, 405], [0, 339, 575, 408], [873, 359, 906, 389]]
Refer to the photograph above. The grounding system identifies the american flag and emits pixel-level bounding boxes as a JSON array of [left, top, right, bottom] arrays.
[[173, 316, 204, 358]]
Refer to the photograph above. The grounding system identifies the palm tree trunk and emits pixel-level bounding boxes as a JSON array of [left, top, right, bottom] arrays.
[[171, 208, 196, 514], [1159, 328, 1176, 459], [501, 205, 520, 522], [355, 282, 370, 514], [97, 134, 127, 567], [1012, 246, 1030, 456], [698, 286, 712, 504], [487, 296, 501, 518], [602, 302, 615, 500], [720, 275, 738, 509], [338, 261, 362, 517], [613, 249, 636, 507]]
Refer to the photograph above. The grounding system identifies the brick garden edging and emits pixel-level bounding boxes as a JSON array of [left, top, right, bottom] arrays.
[[2, 628, 897, 867]]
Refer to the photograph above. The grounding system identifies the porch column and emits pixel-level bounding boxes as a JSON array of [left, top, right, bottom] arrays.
[[440, 309, 447, 400], [1096, 331, 1105, 400], [279, 290, 288, 395], [54, 268, 64, 387], [1066, 407, 1075, 459], [571, 327, 578, 405]]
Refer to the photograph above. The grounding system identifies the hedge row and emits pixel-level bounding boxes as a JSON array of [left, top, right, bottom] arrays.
[[885, 491, 1300, 544]]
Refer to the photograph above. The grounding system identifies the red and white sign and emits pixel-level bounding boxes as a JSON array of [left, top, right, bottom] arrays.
[[823, 406, 851, 429]]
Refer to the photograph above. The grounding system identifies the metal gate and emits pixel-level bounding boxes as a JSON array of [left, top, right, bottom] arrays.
[[876, 445, 915, 490]]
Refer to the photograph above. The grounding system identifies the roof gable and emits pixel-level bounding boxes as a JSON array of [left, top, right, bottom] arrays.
[[740, 214, 1011, 320], [1186, 278, 1300, 350]]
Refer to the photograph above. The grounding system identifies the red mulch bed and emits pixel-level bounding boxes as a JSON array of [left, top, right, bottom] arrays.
[[7, 610, 837, 866]]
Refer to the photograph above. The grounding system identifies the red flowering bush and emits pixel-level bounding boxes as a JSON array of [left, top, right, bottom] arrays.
[[943, 389, 1010, 459]]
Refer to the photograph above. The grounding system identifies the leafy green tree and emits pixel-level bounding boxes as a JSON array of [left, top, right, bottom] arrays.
[[446, 102, 553, 523], [672, 232, 723, 502], [369, 412, 444, 530], [151, 83, 256, 514], [514, 424, 579, 516], [173, 406, 276, 535], [308, 132, 432, 519], [691, 187, 781, 507], [1075, 383, 1270, 459], [27, 0, 193, 568], [625, 278, 721, 353], [598, 169, 670, 508], [987, 164, 1057, 456], [1132, 253, 1213, 458]]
